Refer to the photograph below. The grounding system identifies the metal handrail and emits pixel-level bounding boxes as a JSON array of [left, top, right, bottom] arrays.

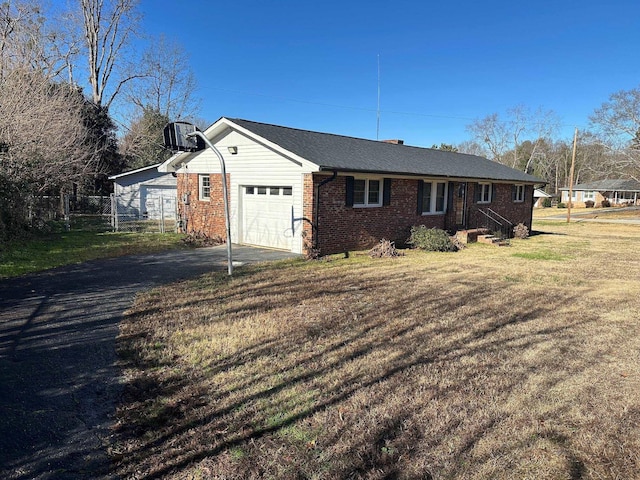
[[473, 207, 512, 240], [485, 207, 513, 228]]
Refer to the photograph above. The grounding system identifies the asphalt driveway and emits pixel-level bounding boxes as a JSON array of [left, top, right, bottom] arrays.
[[0, 245, 297, 479]]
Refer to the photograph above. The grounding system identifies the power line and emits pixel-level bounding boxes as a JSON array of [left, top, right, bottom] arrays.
[[196, 83, 589, 132]]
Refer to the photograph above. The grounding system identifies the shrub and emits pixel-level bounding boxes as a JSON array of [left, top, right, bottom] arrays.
[[407, 226, 457, 252], [585, 200, 594, 208], [513, 223, 529, 239], [542, 197, 552, 208], [601, 199, 611, 208], [369, 239, 403, 258], [182, 231, 224, 247], [557, 202, 566, 209]]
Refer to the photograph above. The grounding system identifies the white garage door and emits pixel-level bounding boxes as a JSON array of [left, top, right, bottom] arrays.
[[242, 186, 293, 250]]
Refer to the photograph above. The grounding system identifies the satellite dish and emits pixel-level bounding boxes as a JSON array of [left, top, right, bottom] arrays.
[[163, 122, 205, 152]]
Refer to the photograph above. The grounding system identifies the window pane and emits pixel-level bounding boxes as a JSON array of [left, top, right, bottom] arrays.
[[422, 182, 432, 212], [282, 187, 292, 195], [354, 179, 366, 204], [481, 184, 491, 202], [200, 175, 210, 199], [257, 187, 267, 195], [368, 180, 380, 204], [270, 187, 280, 195], [436, 182, 446, 211], [246, 186, 254, 194]]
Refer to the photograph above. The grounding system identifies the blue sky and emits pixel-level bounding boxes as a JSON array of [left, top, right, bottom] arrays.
[[139, 0, 640, 148]]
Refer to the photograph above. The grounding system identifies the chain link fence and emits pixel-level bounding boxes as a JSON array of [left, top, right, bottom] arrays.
[[26, 194, 178, 233], [110, 192, 178, 233]]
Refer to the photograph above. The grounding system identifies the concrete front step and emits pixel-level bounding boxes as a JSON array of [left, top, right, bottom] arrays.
[[455, 229, 510, 246], [478, 234, 510, 246]]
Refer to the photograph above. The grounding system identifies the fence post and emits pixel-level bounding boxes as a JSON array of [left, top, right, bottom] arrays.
[[111, 193, 118, 232], [159, 193, 165, 234]]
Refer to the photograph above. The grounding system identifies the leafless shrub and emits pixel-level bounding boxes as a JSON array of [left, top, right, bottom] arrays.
[[513, 223, 529, 239], [369, 239, 403, 258], [181, 231, 223, 247], [450, 235, 466, 251]]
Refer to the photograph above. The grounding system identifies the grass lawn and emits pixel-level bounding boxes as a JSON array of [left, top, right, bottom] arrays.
[[114, 221, 640, 479], [0, 228, 187, 278], [533, 205, 640, 220]]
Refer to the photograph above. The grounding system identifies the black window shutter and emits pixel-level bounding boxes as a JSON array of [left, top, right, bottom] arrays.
[[525, 184, 532, 201], [512, 185, 517, 201], [474, 183, 481, 203], [447, 181, 454, 212], [345, 176, 355, 207], [383, 178, 391, 206], [416, 180, 424, 214]]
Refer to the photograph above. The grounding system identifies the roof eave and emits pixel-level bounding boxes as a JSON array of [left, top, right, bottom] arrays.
[[317, 166, 543, 183]]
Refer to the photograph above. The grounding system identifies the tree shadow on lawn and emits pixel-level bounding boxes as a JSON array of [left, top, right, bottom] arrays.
[[113, 263, 635, 479]]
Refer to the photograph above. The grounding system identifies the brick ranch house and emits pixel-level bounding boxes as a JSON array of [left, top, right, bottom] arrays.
[[158, 117, 542, 256]]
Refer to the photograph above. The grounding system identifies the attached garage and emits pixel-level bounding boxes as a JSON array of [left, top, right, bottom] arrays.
[[241, 185, 294, 250]]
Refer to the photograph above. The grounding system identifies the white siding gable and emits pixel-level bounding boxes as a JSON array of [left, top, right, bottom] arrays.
[[176, 128, 313, 254]]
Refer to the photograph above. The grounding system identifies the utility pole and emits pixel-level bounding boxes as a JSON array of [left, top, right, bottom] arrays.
[[567, 127, 578, 223]]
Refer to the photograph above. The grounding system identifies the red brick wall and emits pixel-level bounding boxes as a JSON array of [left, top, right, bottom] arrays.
[[177, 173, 230, 241], [466, 182, 534, 232], [313, 176, 444, 255], [312, 176, 534, 255]]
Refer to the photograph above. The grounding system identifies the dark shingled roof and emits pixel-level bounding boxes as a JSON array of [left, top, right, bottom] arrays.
[[560, 179, 640, 192], [229, 118, 542, 183]]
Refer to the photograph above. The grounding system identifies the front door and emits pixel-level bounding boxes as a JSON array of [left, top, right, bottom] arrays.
[[454, 182, 467, 228]]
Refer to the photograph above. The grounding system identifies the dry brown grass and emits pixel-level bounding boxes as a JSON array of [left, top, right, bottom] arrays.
[[113, 221, 640, 479], [533, 206, 640, 220]]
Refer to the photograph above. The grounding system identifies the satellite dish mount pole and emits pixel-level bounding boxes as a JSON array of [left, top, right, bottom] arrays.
[[186, 131, 233, 276]]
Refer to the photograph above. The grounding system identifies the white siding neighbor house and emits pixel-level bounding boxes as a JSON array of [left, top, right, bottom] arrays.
[[109, 164, 178, 221]]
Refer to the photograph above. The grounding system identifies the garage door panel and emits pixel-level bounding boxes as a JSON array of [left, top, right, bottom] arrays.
[[242, 186, 293, 250]]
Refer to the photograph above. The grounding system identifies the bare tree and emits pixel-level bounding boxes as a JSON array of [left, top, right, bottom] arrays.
[[79, 0, 141, 108], [125, 34, 199, 120], [466, 106, 560, 170], [590, 86, 640, 181], [0, 69, 95, 192]]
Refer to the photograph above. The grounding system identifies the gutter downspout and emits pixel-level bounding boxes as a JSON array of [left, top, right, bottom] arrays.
[[314, 170, 338, 250]]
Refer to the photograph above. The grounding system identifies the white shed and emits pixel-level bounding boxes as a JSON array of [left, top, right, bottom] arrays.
[[109, 164, 177, 221]]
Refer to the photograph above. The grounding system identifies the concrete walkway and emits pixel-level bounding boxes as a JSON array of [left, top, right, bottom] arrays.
[[0, 245, 297, 480]]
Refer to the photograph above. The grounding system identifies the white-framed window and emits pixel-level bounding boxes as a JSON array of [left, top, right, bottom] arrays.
[[583, 191, 595, 201], [421, 180, 447, 214], [514, 184, 525, 203], [353, 178, 382, 207], [199, 174, 211, 201], [478, 182, 492, 203]]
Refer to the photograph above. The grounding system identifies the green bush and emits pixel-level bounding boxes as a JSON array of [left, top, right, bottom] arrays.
[[407, 226, 457, 252], [585, 200, 594, 208], [542, 197, 552, 208], [557, 202, 566, 209]]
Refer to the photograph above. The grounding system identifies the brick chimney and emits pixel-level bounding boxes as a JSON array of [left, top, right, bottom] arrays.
[[381, 139, 404, 145]]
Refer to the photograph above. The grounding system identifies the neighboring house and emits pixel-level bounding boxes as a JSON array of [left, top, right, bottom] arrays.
[[109, 163, 178, 221], [534, 188, 552, 208], [559, 179, 640, 207], [159, 117, 542, 255]]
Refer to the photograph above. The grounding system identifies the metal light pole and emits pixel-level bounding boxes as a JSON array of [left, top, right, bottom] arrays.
[[186, 131, 233, 276]]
